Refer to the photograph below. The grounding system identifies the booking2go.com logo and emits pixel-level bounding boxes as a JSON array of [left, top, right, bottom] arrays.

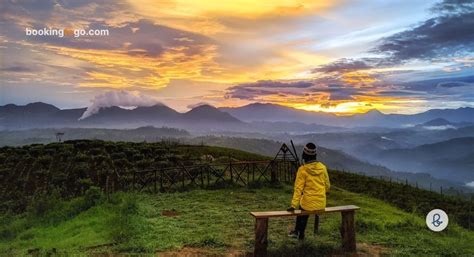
[[426, 209, 449, 232], [25, 27, 109, 38]]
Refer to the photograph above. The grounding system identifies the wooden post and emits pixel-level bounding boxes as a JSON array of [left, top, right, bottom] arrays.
[[105, 174, 110, 201], [254, 218, 268, 257], [252, 163, 255, 182], [160, 169, 163, 192], [247, 164, 250, 185], [200, 168, 204, 187], [230, 158, 233, 184], [270, 162, 276, 183], [340, 211, 356, 252], [132, 171, 136, 191], [154, 170, 157, 193]]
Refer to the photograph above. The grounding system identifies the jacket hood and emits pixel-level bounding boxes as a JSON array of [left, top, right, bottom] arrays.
[[304, 161, 325, 176]]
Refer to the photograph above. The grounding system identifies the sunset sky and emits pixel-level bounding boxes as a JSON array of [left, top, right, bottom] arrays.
[[1, 0, 473, 114]]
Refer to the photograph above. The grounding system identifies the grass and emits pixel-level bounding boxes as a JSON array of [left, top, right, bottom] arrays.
[[1, 185, 474, 256]]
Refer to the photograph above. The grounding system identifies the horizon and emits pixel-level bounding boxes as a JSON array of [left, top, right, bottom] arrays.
[[1, 0, 473, 114], [2, 100, 473, 117]]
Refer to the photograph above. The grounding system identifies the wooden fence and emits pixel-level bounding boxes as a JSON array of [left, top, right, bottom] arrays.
[[107, 159, 299, 193]]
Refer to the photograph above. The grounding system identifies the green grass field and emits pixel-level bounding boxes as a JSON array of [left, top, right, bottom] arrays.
[[1, 185, 473, 256]]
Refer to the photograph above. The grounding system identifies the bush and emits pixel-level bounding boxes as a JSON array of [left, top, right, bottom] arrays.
[[84, 186, 103, 207], [25, 187, 103, 225], [26, 190, 62, 218], [109, 194, 140, 243]]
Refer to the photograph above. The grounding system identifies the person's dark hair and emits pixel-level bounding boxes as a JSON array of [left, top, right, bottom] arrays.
[[302, 142, 317, 163]]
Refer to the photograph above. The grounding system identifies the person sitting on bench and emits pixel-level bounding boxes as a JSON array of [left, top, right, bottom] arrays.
[[287, 142, 330, 240]]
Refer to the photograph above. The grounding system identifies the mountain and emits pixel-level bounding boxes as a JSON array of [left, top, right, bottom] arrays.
[[413, 118, 474, 131], [422, 118, 452, 126], [182, 105, 240, 123], [220, 103, 333, 123], [0, 103, 243, 130], [81, 104, 181, 125], [373, 137, 474, 182], [0, 102, 61, 129], [0, 102, 59, 117], [220, 103, 474, 128], [55, 108, 87, 121]]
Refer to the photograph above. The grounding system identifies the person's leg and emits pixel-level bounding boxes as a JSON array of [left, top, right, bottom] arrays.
[[314, 214, 320, 234], [295, 207, 309, 239]]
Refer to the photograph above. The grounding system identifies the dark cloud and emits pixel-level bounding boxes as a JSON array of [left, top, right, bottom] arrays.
[[431, 0, 474, 14], [225, 73, 474, 104], [224, 87, 273, 100], [314, 84, 360, 101], [225, 80, 314, 100], [377, 90, 422, 97], [437, 81, 473, 88], [226, 78, 369, 101], [0, 66, 34, 72], [312, 58, 374, 73], [314, 0, 474, 75], [404, 75, 474, 91], [372, 0, 474, 63]]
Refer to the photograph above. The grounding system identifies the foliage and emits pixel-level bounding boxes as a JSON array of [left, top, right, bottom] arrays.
[[0, 140, 268, 212]]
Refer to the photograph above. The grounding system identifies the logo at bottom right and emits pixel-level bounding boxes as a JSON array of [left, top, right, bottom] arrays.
[[426, 209, 449, 232]]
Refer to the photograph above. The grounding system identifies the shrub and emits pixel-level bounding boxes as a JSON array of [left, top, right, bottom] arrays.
[[26, 190, 61, 218]]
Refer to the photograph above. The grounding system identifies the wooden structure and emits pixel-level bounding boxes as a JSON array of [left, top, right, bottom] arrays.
[[55, 132, 65, 142], [250, 205, 360, 257]]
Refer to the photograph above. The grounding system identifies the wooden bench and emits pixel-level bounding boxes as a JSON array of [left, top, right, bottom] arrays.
[[250, 205, 360, 257]]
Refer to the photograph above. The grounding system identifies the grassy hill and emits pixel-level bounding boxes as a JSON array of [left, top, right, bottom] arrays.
[[1, 186, 473, 256], [1, 141, 474, 256]]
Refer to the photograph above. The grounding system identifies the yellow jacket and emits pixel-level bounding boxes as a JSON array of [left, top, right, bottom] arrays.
[[291, 161, 330, 211]]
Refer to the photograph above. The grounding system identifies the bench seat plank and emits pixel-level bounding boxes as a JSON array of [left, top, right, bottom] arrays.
[[250, 205, 359, 218]]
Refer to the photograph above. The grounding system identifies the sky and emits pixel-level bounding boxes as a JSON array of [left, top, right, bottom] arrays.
[[1, 0, 473, 114]]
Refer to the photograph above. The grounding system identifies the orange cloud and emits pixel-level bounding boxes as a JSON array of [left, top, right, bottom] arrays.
[[341, 72, 378, 85]]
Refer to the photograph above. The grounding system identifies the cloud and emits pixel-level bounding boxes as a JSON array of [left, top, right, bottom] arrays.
[[79, 90, 162, 119], [0, 66, 34, 73], [313, 0, 474, 77], [225, 80, 314, 100], [372, 0, 474, 63], [312, 58, 374, 73], [225, 77, 374, 103], [437, 81, 474, 88], [430, 0, 474, 14]]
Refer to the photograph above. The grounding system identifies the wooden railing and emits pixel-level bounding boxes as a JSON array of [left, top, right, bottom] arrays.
[[107, 159, 299, 193]]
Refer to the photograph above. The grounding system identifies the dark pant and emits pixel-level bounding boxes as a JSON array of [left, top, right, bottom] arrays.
[[295, 207, 320, 239]]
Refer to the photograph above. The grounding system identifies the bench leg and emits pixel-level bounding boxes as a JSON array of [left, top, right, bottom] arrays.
[[254, 218, 268, 257], [340, 211, 356, 252]]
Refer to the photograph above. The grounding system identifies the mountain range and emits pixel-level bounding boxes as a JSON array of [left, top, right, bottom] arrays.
[[220, 103, 474, 127], [373, 137, 474, 183], [1, 102, 474, 131], [0, 102, 241, 130]]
